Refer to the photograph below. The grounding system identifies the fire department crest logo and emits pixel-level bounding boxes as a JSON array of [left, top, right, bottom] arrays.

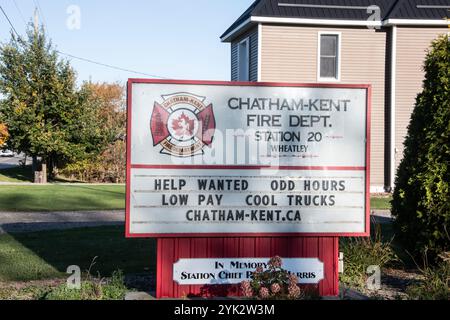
[[150, 92, 216, 157]]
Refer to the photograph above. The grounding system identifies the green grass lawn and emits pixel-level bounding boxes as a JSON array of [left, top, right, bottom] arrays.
[[0, 185, 125, 212], [370, 196, 392, 210], [0, 226, 155, 282], [0, 165, 83, 183], [0, 166, 33, 183]]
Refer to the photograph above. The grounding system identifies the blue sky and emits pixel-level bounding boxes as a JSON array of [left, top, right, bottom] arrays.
[[0, 0, 254, 84]]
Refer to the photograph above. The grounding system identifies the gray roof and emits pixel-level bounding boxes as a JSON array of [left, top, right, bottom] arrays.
[[221, 0, 450, 40], [388, 0, 450, 19]]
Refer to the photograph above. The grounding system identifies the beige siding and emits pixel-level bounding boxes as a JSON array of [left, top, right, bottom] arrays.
[[260, 25, 387, 187], [394, 27, 448, 168]]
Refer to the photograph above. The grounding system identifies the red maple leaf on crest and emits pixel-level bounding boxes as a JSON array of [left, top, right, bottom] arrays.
[[171, 112, 195, 137]]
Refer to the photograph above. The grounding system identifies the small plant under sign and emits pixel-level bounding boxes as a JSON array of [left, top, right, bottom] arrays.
[[240, 256, 304, 300]]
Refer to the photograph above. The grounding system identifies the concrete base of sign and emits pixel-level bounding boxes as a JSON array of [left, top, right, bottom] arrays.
[[339, 287, 370, 300], [124, 291, 245, 301], [124, 289, 368, 300], [124, 292, 155, 300]]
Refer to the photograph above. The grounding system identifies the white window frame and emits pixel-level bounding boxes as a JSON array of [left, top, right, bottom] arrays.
[[237, 37, 250, 81], [317, 31, 341, 82]]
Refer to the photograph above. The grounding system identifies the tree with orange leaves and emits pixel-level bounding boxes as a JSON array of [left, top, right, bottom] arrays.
[[0, 123, 8, 147]]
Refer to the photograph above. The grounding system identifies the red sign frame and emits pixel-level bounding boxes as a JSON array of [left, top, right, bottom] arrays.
[[126, 79, 371, 238]]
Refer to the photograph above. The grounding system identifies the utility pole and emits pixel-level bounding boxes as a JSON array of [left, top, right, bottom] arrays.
[[32, 7, 47, 183], [33, 7, 39, 33], [32, 7, 39, 182]]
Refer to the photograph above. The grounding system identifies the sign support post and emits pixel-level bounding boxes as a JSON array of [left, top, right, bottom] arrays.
[[126, 79, 371, 298]]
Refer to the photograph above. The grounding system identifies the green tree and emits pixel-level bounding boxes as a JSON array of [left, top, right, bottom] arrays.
[[392, 35, 450, 260], [83, 82, 126, 144], [59, 82, 126, 183], [0, 26, 106, 180]]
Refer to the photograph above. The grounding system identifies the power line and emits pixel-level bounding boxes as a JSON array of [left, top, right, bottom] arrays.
[[11, 0, 26, 25], [56, 51, 168, 79], [0, 5, 19, 37], [0, 6, 168, 79], [27, 1, 166, 78]]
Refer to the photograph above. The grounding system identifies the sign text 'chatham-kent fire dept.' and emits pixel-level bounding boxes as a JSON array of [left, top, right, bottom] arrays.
[[126, 80, 370, 237]]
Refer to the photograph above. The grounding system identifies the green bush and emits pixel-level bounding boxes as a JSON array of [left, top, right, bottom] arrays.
[[43, 270, 128, 300], [391, 35, 450, 260], [407, 252, 450, 300], [340, 225, 398, 290], [59, 140, 125, 183], [0, 285, 53, 300], [0, 271, 129, 300]]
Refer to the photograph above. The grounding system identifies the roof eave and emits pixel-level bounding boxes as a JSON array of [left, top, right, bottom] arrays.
[[383, 18, 449, 26], [221, 16, 450, 42], [221, 16, 383, 42], [220, 17, 253, 43], [250, 16, 383, 27]]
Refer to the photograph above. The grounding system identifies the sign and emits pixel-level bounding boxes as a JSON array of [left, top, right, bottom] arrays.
[[126, 80, 370, 237], [173, 258, 324, 285]]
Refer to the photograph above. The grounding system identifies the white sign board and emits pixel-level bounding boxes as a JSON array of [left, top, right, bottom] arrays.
[[173, 258, 324, 285], [126, 80, 370, 237]]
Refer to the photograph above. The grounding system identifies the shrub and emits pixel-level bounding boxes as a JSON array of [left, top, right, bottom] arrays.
[[407, 252, 450, 300], [340, 224, 398, 290], [0, 284, 54, 300], [43, 270, 127, 300], [391, 35, 450, 260], [59, 140, 125, 183], [240, 256, 304, 300]]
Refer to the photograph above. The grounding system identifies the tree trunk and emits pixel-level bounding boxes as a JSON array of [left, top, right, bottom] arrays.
[[48, 156, 55, 180], [32, 156, 39, 183], [41, 159, 48, 184]]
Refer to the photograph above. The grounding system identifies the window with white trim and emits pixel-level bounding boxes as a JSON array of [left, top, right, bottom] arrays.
[[318, 33, 340, 81], [238, 38, 250, 81]]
